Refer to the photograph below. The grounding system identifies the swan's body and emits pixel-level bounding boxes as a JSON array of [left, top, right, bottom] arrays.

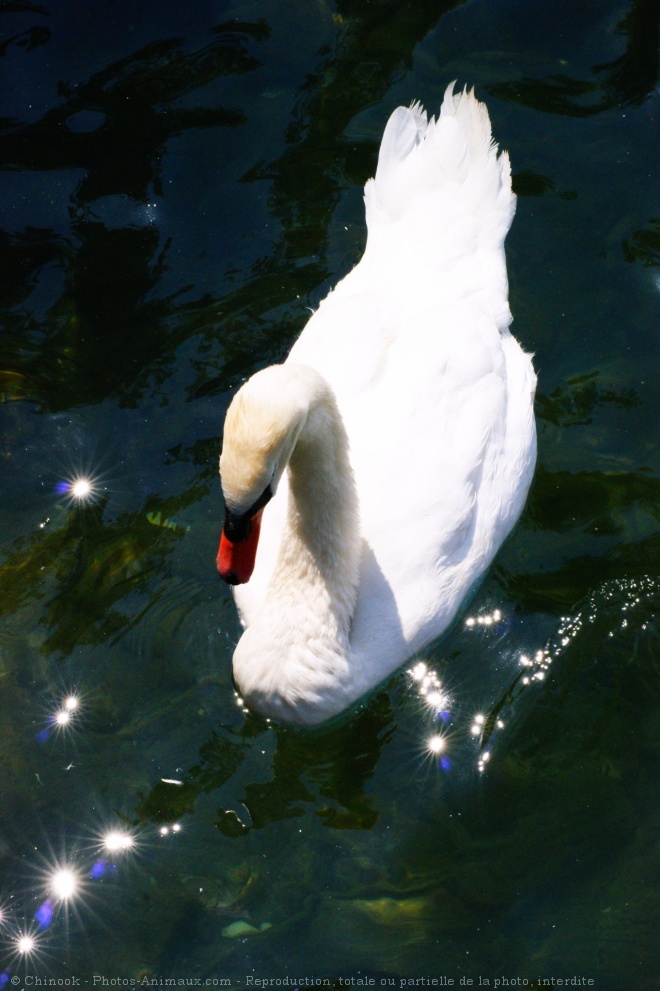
[[218, 84, 537, 726]]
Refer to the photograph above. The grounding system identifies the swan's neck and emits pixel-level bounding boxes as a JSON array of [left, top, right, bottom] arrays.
[[233, 379, 362, 724]]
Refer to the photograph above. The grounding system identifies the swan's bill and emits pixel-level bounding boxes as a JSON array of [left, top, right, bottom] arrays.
[[217, 484, 273, 585], [217, 507, 264, 585]]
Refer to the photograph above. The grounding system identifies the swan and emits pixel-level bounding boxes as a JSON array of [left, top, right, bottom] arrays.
[[217, 83, 537, 726]]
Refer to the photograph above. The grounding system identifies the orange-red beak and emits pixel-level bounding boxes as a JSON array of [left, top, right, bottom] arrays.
[[217, 509, 264, 585]]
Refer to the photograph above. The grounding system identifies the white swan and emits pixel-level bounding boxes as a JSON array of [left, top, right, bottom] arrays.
[[217, 83, 537, 726]]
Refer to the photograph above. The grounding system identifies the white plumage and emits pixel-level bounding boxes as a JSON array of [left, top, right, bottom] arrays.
[[218, 83, 537, 726]]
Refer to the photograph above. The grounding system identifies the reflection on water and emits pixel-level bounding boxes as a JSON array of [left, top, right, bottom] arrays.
[[489, 0, 658, 115], [0, 564, 658, 978], [1, 0, 658, 986], [0, 15, 271, 411], [623, 217, 660, 268]]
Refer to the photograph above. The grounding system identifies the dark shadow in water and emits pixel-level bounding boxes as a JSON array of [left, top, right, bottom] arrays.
[[134, 693, 395, 833], [512, 169, 577, 200], [526, 465, 659, 535], [503, 529, 659, 612], [0, 19, 269, 409], [0, 22, 268, 202], [0, 2, 50, 25], [242, 694, 395, 831], [622, 217, 660, 267], [0, 485, 207, 654], [535, 371, 641, 429], [489, 0, 659, 115], [0, 220, 195, 410], [495, 459, 660, 610], [0, 227, 65, 311]]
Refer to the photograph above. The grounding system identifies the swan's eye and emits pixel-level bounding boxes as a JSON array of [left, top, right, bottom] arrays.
[[223, 485, 272, 543]]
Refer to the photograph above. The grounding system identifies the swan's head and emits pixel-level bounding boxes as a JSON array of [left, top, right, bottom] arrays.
[[218, 364, 313, 584]]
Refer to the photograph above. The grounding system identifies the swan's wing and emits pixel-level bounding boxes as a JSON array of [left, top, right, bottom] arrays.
[[345, 298, 535, 677]]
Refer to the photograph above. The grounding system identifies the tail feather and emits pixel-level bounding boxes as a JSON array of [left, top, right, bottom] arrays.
[[365, 82, 515, 253], [374, 102, 427, 183], [362, 83, 516, 332]]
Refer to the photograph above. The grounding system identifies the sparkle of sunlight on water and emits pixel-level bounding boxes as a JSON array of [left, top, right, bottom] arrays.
[[0, 0, 658, 988]]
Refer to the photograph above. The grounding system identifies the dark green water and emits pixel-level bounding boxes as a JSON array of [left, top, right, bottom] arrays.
[[1, 0, 658, 988]]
